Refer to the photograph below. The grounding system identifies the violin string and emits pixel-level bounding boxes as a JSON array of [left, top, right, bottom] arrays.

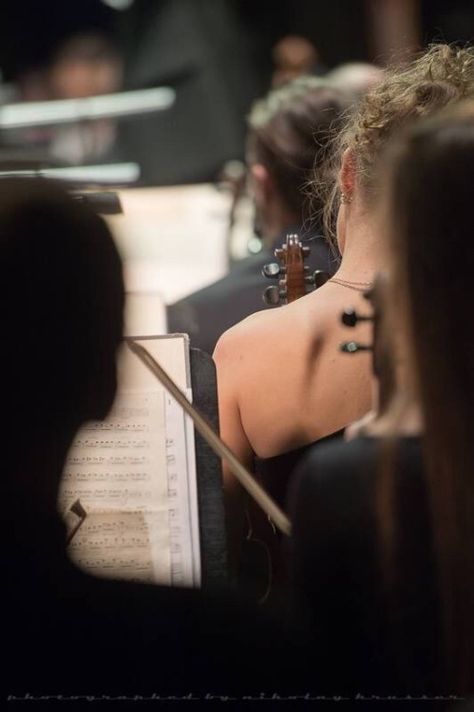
[[299, 234, 324, 243]]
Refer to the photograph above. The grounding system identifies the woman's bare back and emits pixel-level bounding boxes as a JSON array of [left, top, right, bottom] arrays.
[[214, 282, 373, 466]]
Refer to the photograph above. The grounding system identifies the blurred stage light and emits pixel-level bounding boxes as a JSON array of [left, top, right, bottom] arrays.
[[101, 0, 135, 9], [0, 163, 141, 185], [0, 87, 175, 129]]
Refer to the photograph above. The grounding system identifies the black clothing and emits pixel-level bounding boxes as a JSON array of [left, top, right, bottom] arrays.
[[116, 0, 260, 185], [290, 436, 442, 695], [168, 231, 337, 355], [239, 432, 345, 610], [6, 512, 310, 700], [255, 429, 344, 511]]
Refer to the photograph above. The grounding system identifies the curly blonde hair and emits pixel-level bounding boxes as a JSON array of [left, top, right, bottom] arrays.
[[315, 44, 474, 243]]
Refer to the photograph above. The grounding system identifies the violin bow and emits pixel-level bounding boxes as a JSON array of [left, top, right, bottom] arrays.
[[126, 339, 292, 537]]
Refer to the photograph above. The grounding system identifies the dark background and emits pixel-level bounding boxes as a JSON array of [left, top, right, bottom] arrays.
[[1, 0, 473, 185]]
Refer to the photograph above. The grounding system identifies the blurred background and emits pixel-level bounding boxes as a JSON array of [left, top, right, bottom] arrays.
[[1, 0, 473, 332], [1, 0, 473, 185]]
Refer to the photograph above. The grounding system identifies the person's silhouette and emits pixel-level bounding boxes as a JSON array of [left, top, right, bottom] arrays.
[[3, 179, 309, 699]]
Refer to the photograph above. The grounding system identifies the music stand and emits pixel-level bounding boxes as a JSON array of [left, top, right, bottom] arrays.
[[0, 87, 175, 130]]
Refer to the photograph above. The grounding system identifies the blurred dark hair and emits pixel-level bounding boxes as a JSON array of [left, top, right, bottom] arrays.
[[380, 101, 474, 692], [1, 178, 124, 425], [246, 76, 351, 223]]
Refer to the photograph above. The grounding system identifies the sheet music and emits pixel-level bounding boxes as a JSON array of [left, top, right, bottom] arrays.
[[165, 389, 201, 587], [184, 392, 201, 586], [59, 335, 200, 587], [67, 511, 168, 584]]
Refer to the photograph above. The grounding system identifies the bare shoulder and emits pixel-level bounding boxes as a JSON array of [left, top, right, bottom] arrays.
[[214, 307, 284, 363], [213, 298, 316, 369], [212, 283, 373, 457]]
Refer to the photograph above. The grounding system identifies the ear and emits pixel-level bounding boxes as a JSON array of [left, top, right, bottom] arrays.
[[339, 148, 356, 197], [249, 163, 273, 200]]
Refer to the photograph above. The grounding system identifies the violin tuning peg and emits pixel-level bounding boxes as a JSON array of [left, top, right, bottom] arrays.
[[263, 285, 286, 306], [262, 262, 283, 278], [274, 248, 284, 260], [341, 308, 374, 327], [341, 309, 358, 327], [340, 341, 372, 354], [312, 270, 330, 288], [302, 246, 310, 258], [304, 270, 330, 288]]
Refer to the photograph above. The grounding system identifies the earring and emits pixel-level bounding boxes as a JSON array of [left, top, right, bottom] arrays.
[[340, 192, 353, 204]]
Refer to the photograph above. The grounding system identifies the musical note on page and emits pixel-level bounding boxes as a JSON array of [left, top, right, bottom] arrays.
[[68, 511, 169, 583], [61, 391, 167, 512]]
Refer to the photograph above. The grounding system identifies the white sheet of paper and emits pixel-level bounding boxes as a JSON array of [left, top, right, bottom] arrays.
[[107, 184, 231, 303], [59, 335, 201, 588], [124, 291, 167, 337]]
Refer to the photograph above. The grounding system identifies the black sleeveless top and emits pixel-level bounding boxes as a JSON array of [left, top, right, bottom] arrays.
[[254, 429, 345, 510]]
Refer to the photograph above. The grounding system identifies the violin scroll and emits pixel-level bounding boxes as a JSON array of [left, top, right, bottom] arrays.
[[262, 234, 329, 305]]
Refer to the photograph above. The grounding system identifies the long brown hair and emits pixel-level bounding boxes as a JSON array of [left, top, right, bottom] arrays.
[[382, 102, 474, 691]]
